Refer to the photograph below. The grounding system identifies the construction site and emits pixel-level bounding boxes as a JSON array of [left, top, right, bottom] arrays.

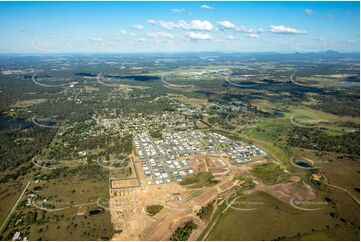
[[108, 153, 241, 240], [105, 146, 317, 241]]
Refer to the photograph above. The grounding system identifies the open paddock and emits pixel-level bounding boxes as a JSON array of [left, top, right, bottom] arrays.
[[110, 178, 140, 189]]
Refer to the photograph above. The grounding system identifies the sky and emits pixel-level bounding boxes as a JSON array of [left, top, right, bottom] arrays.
[[0, 1, 359, 53]]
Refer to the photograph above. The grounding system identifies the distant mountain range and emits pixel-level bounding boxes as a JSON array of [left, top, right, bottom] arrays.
[[0, 50, 359, 60], [170, 50, 360, 60]]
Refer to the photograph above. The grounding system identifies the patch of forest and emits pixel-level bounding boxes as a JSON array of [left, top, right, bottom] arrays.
[[287, 127, 360, 157], [0, 122, 56, 171], [310, 94, 360, 117], [104, 75, 159, 82]]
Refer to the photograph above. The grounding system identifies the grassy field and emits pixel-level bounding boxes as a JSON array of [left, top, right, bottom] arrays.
[[180, 172, 218, 188], [207, 191, 359, 241], [243, 103, 359, 167], [176, 96, 209, 106], [11, 99, 47, 108], [246, 117, 291, 144], [0, 162, 35, 234], [1, 164, 114, 241], [245, 105, 351, 145], [300, 231, 333, 240], [191, 190, 203, 198], [319, 156, 360, 198], [146, 205, 164, 217], [251, 163, 290, 185], [0, 179, 28, 234], [26, 203, 113, 241], [289, 146, 359, 196]]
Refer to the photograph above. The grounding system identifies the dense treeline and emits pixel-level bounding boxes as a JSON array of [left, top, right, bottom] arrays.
[[311, 94, 360, 117], [104, 75, 159, 82], [0, 162, 33, 183], [288, 127, 360, 157], [45, 132, 133, 160], [0, 125, 56, 171]]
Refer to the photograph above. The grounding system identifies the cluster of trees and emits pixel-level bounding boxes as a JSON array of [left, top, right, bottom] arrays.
[[170, 220, 197, 241], [237, 176, 256, 190], [0, 162, 33, 183], [288, 127, 360, 157], [196, 201, 214, 220], [59, 164, 108, 180], [207, 115, 234, 130], [149, 130, 162, 139]]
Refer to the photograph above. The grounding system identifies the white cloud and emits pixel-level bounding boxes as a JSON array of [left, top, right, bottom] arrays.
[[247, 33, 261, 39], [158, 20, 214, 31], [147, 32, 174, 43], [217, 22, 263, 38], [237, 26, 263, 34], [201, 4, 213, 10], [172, 8, 185, 13], [158, 21, 179, 30], [120, 30, 127, 34], [190, 20, 214, 31], [147, 19, 157, 25], [132, 24, 143, 30], [88, 37, 104, 43], [304, 9, 314, 15], [184, 31, 213, 40], [217, 20, 236, 29], [135, 37, 147, 43], [226, 35, 235, 40], [269, 25, 307, 34]]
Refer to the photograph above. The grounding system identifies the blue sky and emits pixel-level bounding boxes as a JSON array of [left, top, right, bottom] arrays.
[[0, 1, 359, 53]]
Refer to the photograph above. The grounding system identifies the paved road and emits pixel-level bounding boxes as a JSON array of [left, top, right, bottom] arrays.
[[32, 74, 68, 88], [201, 195, 238, 241], [0, 180, 31, 234], [32, 199, 96, 212], [31, 116, 62, 129], [161, 75, 195, 89], [289, 72, 309, 87], [289, 115, 314, 129], [225, 75, 259, 88]]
